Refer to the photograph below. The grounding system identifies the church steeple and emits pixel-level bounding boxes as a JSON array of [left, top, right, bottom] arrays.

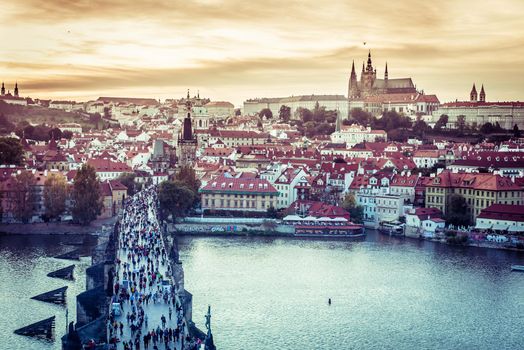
[[14, 82, 18, 97], [335, 109, 341, 132], [366, 50, 373, 72], [479, 84, 486, 102], [384, 62, 388, 81], [1, 82, 4, 96], [470, 83, 478, 102]]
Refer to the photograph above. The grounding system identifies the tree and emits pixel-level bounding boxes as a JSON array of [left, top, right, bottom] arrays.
[[350, 108, 372, 125], [90, 113, 102, 129], [62, 130, 73, 139], [259, 108, 273, 120], [71, 164, 103, 225], [158, 180, 195, 221], [0, 137, 24, 165], [480, 122, 494, 134], [413, 119, 430, 138], [279, 105, 291, 122], [13, 171, 37, 223], [456, 115, 466, 133], [117, 173, 138, 196], [341, 193, 356, 210], [175, 166, 201, 195], [49, 127, 62, 140], [32, 124, 52, 141], [434, 114, 449, 131], [513, 124, 521, 138], [0, 113, 15, 134], [44, 174, 68, 220], [445, 194, 470, 226], [266, 206, 278, 219], [296, 107, 313, 123], [341, 193, 364, 224]]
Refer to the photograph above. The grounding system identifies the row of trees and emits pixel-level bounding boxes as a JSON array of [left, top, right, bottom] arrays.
[[158, 166, 201, 222], [4, 165, 103, 225], [0, 137, 24, 165]]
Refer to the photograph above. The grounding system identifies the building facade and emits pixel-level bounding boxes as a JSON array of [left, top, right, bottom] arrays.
[[200, 176, 278, 212], [425, 171, 522, 222]]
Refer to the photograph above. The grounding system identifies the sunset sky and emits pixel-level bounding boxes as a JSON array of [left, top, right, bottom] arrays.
[[1, 0, 523, 106]]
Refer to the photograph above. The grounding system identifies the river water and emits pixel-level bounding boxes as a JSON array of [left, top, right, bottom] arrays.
[[1, 232, 523, 350], [178, 232, 524, 350], [0, 234, 95, 350]]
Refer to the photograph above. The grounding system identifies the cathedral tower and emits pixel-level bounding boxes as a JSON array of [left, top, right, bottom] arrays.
[[14, 82, 19, 97], [1, 82, 4, 96], [470, 84, 478, 102], [479, 84, 486, 102], [348, 60, 359, 99], [177, 89, 198, 167]]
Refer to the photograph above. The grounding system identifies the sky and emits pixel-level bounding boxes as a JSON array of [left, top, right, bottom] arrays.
[[1, 0, 523, 107]]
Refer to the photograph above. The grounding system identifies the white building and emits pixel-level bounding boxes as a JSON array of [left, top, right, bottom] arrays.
[[432, 101, 524, 130], [330, 124, 387, 147], [244, 95, 349, 119]]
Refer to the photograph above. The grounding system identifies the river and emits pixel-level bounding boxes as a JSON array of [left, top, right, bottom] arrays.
[[0, 234, 96, 350], [178, 232, 524, 350], [1, 231, 523, 349]]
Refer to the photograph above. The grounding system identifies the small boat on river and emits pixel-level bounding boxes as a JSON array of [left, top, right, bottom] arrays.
[[511, 265, 524, 272], [294, 224, 365, 238], [378, 220, 405, 236]]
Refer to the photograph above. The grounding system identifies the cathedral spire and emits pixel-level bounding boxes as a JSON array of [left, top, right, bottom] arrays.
[[384, 62, 388, 81], [479, 84, 486, 102], [1, 82, 4, 96], [366, 50, 373, 72], [470, 83, 478, 102], [14, 81, 18, 97]]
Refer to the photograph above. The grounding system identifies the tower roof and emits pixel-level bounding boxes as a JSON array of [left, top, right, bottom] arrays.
[[471, 83, 477, 94]]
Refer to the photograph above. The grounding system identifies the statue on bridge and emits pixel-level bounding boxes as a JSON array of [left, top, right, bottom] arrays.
[[205, 305, 216, 350]]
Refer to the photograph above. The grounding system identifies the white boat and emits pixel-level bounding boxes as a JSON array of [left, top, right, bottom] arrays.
[[511, 265, 524, 272], [378, 221, 405, 236]]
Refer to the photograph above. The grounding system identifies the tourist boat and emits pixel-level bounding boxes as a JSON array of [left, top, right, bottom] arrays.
[[378, 221, 405, 236], [511, 265, 524, 272], [294, 224, 365, 238]]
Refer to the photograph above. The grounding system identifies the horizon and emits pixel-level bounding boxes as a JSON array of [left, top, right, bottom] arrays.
[[1, 0, 524, 107]]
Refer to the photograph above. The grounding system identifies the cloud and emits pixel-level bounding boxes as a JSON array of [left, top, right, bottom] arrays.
[[1, 0, 524, 104]]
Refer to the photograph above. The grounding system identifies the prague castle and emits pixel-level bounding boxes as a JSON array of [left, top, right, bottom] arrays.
[[348, 51, 416, 99]]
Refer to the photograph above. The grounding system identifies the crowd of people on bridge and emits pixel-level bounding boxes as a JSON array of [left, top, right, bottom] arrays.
[[105, 186, 203, 350]]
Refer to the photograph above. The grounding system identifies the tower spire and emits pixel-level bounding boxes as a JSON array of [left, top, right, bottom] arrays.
[[479, 84, 486, 102], [470, 83, 478, 102], [14, 81, 19, 97], [1, 82, 4, 96], [366, 50, 373, 71]]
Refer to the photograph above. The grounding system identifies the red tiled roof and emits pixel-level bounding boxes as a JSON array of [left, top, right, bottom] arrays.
[[87, 158, 132, 172], [478, 204, 524, 222], [200, 176, 277, 194], [428, 171, 521, 191]]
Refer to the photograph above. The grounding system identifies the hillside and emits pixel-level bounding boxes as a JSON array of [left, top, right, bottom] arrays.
[[0, 101, 96, 130]]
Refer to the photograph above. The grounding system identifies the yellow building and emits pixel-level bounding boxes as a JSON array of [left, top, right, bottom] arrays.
[[425, 171, 522, 222], [200, 176, 278, 213]]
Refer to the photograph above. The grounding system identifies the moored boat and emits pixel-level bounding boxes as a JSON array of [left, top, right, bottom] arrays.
[[511, 265, 524, 272], [378, 220, 405, 236], [294, 224, 365, 238]]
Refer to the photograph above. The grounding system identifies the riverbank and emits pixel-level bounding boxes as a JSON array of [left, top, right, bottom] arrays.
[[0, 216, 117, 235], [176, 225, 524, 252]]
